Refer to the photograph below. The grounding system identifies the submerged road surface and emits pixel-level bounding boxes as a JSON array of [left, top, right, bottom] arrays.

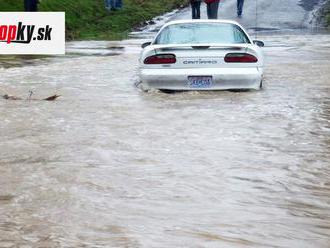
[[1, 2, 330, 248]]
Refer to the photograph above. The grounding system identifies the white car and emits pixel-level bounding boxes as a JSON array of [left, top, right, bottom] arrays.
[[139, 20, 264, 91]]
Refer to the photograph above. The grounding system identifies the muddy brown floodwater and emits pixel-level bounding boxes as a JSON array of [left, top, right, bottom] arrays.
[[0, 33, 330, 248]]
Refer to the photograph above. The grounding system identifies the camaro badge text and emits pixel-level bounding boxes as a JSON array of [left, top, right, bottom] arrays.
[[183, 59, 218, 65]]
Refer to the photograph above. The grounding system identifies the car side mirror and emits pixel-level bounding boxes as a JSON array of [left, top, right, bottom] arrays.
[[141, 42, 152, 48], [253, 40, 264, 47]]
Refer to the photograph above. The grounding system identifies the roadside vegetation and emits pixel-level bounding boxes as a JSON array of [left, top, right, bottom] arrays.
[[324, 1, 330, 26], [316, 0, 330, 27], [0, 0, 188, 40]]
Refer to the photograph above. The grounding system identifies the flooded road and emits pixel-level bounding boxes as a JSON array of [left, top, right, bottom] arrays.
[[1, 27, 330, 248], [132, 0, 328, 38]]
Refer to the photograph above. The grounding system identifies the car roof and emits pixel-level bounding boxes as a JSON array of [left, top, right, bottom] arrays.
[[162, 19, 243, 27], [154, 19, 251, 43]]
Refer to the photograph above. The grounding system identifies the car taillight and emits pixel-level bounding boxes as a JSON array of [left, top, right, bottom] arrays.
[[144, 54, 176, 64], [224, 53, 258, 63]]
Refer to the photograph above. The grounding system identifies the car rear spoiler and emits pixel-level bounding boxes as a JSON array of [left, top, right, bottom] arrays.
[[153, 43, 251, 51]]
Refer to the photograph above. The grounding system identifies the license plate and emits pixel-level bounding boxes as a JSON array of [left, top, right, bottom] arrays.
[[188, 76, 213, 88]]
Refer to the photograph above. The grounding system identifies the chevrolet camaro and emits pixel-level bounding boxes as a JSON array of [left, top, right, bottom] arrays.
[[139, 20, 264, 91]]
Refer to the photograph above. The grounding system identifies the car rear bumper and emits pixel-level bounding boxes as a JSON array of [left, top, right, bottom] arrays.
[[139, 67, 263, 90]]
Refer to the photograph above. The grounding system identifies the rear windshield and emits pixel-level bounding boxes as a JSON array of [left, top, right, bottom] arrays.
[[155, 23, 250, 44]]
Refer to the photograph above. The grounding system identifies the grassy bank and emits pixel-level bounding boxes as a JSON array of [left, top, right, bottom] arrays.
[[0, 0, 187, 40], [324, 1, 330, 26], [316, 0, 330, 27]]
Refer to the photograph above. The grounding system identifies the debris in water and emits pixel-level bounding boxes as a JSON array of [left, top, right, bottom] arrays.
[[2, 94, 61, 101], [3, 94, 22, 100], [43, 94, 61, 101]]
